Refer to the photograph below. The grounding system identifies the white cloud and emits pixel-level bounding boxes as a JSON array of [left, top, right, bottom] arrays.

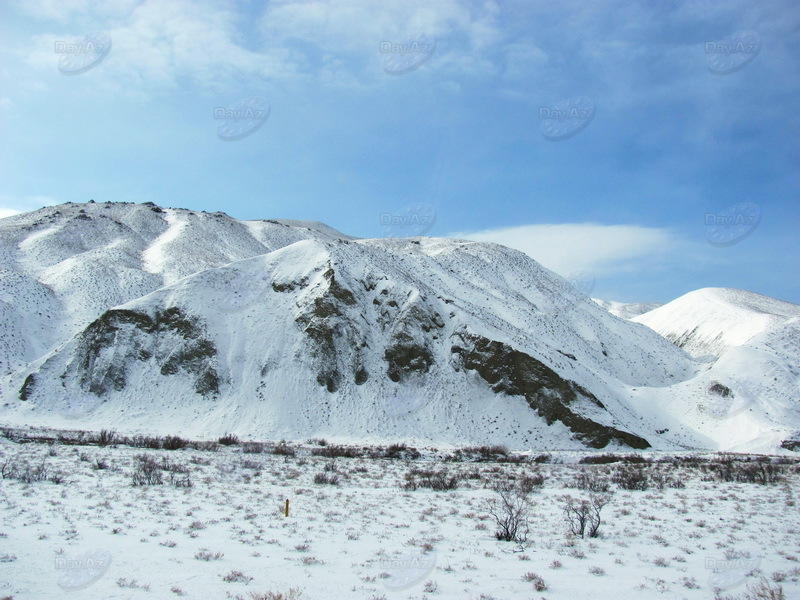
[[18, 0, 509, 92], [451, 223, 681, 277], [0, 195, 58, 218], [0, 208, 22, 219]]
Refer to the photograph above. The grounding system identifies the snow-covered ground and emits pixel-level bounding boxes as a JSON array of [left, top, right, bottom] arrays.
[[1, 432, 798, 600], [591, 299, 662, 320]]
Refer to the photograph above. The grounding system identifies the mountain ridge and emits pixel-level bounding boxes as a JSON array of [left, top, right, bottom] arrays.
[[0, 202, 797, 452]]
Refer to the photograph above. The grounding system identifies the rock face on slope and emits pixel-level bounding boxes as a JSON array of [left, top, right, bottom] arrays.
[[450, 332, 649, 448]]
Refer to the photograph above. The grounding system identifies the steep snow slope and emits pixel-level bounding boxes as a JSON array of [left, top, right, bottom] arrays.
[[628, 288, 800, 451], [632, 288, 800, 359], [629, 316, 800, 452], [592, 298, 662, 320], [3, 233, 700, 450], [0, 201, 348, 376]]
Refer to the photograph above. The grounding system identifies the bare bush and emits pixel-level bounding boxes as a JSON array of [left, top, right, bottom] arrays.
[[162, 435, 188, 450], [650, 468, 685, 489], [706, 457, 786, 485], [313, 472, 340, 485], [248, 589, 303, 600], [487, 482, 532, 543], [311, 445, 361, 459], [129, 435, 162, 449], [403, 468, 460, 491], [572, 469, 610, 492], [522, 572, 547, 591], [242, 442, 265, 454], [1, 457, 62, 484], [517, 472, 546, 494], [131, 455, 163, 486], [612, 465, 649, 490], [743, 577, 785, 600], [96, 429, 118, 446], [222, 570, 253, 584], [376, 443, 421, 460], [563, 493, 612, 538], [168, 471, 193, 487], [218, 433, 240, 446], [461, 445, 509, 461], [272, 441, 296, 457]]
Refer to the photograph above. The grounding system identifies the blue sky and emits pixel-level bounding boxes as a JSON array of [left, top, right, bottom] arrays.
[[1, 0, 798, 304]]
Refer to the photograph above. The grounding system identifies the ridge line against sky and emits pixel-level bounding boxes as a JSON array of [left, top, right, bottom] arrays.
[[0, 0, 798, 304]]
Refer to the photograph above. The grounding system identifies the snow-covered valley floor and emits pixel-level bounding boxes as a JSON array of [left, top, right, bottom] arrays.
[[1, 431, 798, 600]]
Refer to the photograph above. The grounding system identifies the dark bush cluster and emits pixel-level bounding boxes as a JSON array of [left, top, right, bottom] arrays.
[[517, 472, 547, 493], [96, 429, 118, 446], [372, 443, 421, 460], [572, 469, 611, 492], [131, 455, 163, 485], [218, 433, 240, 446], [1, 456, 64, 484], [611, 465, 649, 490], [707, 458, 786, 485], [563, 493, 612, 538], [131, 454, 192, 487], [402, 468, 460, 491], [271, 441, 296, 457], [242, 442, 265, 454], [580, 454, 650, 465], [312, 472, 340, 485], [162, 435, 189, 450], [311, 445, 362, 459]]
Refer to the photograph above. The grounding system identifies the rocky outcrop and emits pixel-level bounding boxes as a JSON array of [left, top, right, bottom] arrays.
[[450, 332, 650, 449], [22, 307, 220, 399]]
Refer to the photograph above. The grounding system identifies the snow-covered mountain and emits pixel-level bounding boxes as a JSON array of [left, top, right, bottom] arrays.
[[632, 288, 800, 359], [628, 288, 800, 452], [0, 201, 349, 378], [592, 298, 662, 320], [0, 202, 797, 452]]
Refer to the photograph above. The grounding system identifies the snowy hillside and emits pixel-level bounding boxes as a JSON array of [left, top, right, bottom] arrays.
[[592, 298, 662, 320], [0, 201, 348, 377], [629, 288, 800, 452], [0, 202, 797, 453], [3, 229, 698, 450], [632, 287, 800, 359]]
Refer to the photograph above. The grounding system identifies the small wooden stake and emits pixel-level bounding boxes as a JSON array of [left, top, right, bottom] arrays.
[[284, 499, 289, 517]]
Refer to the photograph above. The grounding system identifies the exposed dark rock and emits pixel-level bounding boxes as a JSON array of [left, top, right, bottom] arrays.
[[384, 334, 434, 382], [382, 302, 443, 382], [323, 267, 356, 305], [780, 439, 800, 452], [294, 265, 362, 392], [272, 276, 308, 293], [18, 373, 35, 400], [450, 332, 650, 449], [354, 367, 369, 385], [35, 307, 222, 398], [708, 382, 733, 397]]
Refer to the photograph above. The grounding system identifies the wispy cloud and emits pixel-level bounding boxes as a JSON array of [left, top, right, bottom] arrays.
[[0, 208, 22, 219], [0, 195, 58, 217], [451, 223, 687, 277]]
